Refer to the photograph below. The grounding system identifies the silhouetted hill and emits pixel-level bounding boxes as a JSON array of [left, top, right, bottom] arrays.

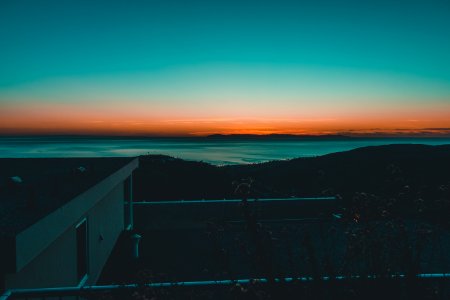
[[133, 144, 450, 225], [134, 155, 230, 201], [226, 144, 450, 195], [135, 145, 450, 200]]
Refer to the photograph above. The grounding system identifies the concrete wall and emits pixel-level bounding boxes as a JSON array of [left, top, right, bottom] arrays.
[[86, 182, 124, 285], [5, 182, 125, 289], [4, 223, 78, 288], [14, 158, 138, 273]]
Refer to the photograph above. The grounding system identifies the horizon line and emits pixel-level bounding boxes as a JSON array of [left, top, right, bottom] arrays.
[[1, 133, 450, 139]]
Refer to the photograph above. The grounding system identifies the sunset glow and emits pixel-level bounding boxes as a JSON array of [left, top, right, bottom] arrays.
[[1, 0, 449, 137], [1, 99, 449, 136]]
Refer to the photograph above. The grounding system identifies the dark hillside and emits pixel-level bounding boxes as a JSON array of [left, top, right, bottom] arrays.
[[134, 144, 450, 200], [225, 144, 450, 197], [133, 144, 450, 225], [133, 155, 230, 201]]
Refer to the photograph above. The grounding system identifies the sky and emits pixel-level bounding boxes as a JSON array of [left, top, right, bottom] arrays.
[[0, 0, 449, 136]]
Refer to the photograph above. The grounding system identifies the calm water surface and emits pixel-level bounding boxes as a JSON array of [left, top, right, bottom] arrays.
[[1, 137, 449, 165]]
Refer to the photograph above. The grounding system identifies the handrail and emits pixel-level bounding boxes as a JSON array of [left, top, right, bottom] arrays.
[[129, 196, 337, 205], [2, 273, 450, 299]]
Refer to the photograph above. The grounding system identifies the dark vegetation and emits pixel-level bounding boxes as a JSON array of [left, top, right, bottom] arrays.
[[120, 144, 450, 299], [134, 144, 450, 226]]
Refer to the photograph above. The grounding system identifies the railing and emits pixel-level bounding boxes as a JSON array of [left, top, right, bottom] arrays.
[[2, 273, 450, 300], [131, 196, 339, 230], [129, 196, 337, 204]]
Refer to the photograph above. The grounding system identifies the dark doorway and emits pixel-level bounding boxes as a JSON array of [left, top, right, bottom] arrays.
[[124, 176, 131, 229]]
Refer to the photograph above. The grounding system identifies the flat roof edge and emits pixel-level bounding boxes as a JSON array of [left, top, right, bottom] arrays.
[[14, 158, 138, 272]]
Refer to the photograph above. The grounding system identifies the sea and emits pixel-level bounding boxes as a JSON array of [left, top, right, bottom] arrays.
[[1, 136, 449, 165]]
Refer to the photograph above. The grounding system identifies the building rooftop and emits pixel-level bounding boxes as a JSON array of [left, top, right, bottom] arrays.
[[0, 157, 135, 239]]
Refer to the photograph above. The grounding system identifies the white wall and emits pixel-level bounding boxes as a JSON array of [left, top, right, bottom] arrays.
[[5, 181, 125, 289], [86, 182, 124, 285]]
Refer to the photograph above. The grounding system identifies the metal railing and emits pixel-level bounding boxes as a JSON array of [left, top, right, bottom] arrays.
[[129, 196, 337, 204], [2, 273, 450, 300], [130, 196, 340, 230]]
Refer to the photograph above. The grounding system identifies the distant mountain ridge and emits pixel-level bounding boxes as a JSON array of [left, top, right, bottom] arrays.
[[2, 134, 449, 139], [206, 133, 352, 140], [0, 134, 351, 139]]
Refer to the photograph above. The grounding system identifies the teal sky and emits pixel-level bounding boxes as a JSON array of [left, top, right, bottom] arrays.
[[1, 0, 450, 135]]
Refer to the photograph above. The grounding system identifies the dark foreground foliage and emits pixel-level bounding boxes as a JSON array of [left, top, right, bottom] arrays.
[[134, 145, 450, 227], [111, 144, 450, 299]]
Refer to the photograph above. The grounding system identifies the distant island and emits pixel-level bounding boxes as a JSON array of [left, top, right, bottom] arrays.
[[205, 133, 352, 140]]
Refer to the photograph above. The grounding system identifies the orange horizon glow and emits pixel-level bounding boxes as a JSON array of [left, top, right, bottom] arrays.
[[1, 101, 450, 137], [2, 0, 450, 139]]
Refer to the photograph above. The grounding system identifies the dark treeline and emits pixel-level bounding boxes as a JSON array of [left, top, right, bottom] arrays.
[[107, 144, 450, 299], [133, 144, 450, 226]]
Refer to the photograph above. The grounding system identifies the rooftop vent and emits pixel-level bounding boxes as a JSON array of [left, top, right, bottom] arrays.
[[131, 233, 142, 259], [6, 176, 23, 190], [76, 166, 87, 173], [71, 166, 88, 177], [9, 176, 23, 184]]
